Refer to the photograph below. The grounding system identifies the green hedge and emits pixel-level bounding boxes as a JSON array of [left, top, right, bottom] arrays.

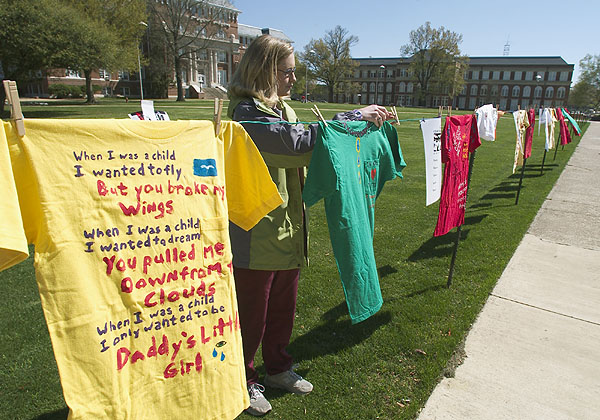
[[48, 84, 85, 98]]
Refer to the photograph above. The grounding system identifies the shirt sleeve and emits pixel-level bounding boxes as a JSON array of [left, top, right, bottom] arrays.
[[0, 122, 29, 271], [441, 116, 451, 164], [218, 121, 283, 231], [468, 115, 482, 153], [302, 122, 338, 207], [233, 101, 316, 168]]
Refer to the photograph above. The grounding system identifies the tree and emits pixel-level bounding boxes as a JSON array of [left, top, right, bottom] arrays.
[[303, 26, 358, 103], [64, 0, 148, 103], [148, 0, 221, 102], [572, 54, 600, 110], [401, 22, 468, 107], [0, 0, 82, 112]]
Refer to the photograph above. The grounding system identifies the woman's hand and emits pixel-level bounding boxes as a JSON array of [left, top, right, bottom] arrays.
[[358, 104, 394, 128]]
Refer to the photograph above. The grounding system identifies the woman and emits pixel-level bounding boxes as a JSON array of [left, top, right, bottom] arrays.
[[227, 34, 391, 416]]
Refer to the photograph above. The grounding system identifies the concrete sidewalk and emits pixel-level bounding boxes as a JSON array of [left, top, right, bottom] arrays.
[[418, 122, 600, 420]]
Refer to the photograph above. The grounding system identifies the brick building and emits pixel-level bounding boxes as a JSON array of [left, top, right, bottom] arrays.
[[337, 56, 574, 110], [18, 0, 292, 100]]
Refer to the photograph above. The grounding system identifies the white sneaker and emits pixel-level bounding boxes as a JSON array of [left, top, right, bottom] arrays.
[[264, 369, 313, 395], [246, 383, 272, 416]]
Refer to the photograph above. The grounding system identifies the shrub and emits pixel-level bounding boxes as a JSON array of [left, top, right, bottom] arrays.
[[48, 84, 85, 98]]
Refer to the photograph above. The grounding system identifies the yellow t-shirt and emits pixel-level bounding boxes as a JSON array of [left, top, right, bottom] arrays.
[[0, 122, 28, 270], [2, 119, 282, 420]]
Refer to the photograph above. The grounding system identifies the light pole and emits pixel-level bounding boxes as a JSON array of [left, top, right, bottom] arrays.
[[305, 50, 315, 103], [378, 64, 385, 104], [138, 21, 148, 101]]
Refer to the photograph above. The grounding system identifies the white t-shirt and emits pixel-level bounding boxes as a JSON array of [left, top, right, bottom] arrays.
[[476, 104, 498, 141]]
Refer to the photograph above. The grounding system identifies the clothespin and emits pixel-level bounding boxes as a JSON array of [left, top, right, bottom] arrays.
[[311, 105, 327, 127], [213, 98, 223, 136], [3, 80, 25, 136], [389, 106, 400, 124]]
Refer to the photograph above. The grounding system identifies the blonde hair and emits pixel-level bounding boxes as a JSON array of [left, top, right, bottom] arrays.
[[228, 35, 294, 107]]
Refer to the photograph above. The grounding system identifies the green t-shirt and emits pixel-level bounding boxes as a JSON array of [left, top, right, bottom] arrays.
[[303, 121, 406, 324]]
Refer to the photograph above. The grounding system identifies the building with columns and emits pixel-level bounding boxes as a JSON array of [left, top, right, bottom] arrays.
[[337, 56, 574, 111], [17, 0, 293, 100]]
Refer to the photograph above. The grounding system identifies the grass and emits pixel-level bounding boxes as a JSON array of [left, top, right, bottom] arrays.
[[0, 98, 587, 420]]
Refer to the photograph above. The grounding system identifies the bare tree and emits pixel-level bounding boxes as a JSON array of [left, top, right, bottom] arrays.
[[149, 0, 222, 101], [303, 26, 358, 103], [401, 22, 468, 107]]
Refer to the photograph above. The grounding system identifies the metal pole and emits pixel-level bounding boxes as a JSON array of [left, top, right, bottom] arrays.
[[515, 157, 527, 205], [137, 49, 144, 101], [447, 149, 477, 287], [541, 149, 547, 175]]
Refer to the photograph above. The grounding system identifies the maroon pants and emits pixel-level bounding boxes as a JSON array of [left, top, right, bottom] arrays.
[[233, 267, 299, 385]]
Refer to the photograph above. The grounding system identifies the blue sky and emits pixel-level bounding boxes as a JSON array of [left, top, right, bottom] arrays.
[[232, 0, 599, 83]]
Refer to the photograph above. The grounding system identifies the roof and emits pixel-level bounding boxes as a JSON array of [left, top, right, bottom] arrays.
[[207, 0, 240, 12], [468, 56, 572, 66], [353, 56, 573, 67], [238, 24, 293, 43]]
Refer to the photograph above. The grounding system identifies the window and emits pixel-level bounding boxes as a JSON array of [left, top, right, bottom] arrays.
[[460, 85, 466, 95], [502, 71, 510, 81], [534, 86, 542, 98], [545, 87, 554, 98], [480, 85, 488, 96], [118, 71, 130, 81], [386, 82, 392, 93], [482, 71, 489, 80], [512, 86, 520, 97], [369, 82, 375, 93], [557, 87, 566, 99], [538, 71, 545, 81], [523, 86, 531, 97], [514, 71, 522, 81], [559, 72, 568, 81], [501, 85, 509, 97], [548, 71, 557, 81], [525, 71, 533, 81], [362, 82, 367, 92], [470, 85, 478, 96], [472, 71, 479, 80], [398, 82, 406, 93], [98, 69, 110, 80], [493, 71, 500, 80], [386, 70, 393, 77], [217, 51, 227, 63], [491, 85, 499, 96], [66, 69, 82, 78], [121, 87, 130, 96]]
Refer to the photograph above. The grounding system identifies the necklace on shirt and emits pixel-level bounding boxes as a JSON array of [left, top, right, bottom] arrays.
[[341, 121, 373, 184]]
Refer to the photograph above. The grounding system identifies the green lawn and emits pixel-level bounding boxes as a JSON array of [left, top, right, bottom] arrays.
[[0, 98, 587, 420]]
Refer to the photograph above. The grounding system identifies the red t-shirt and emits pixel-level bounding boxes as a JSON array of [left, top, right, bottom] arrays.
[[524, 108, 536, 159], [434, 115, 481, 237], [556, 108, 572, 145]]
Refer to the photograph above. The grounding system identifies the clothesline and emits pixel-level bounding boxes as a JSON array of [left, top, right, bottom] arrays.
[[238, 117, 432, 125]]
